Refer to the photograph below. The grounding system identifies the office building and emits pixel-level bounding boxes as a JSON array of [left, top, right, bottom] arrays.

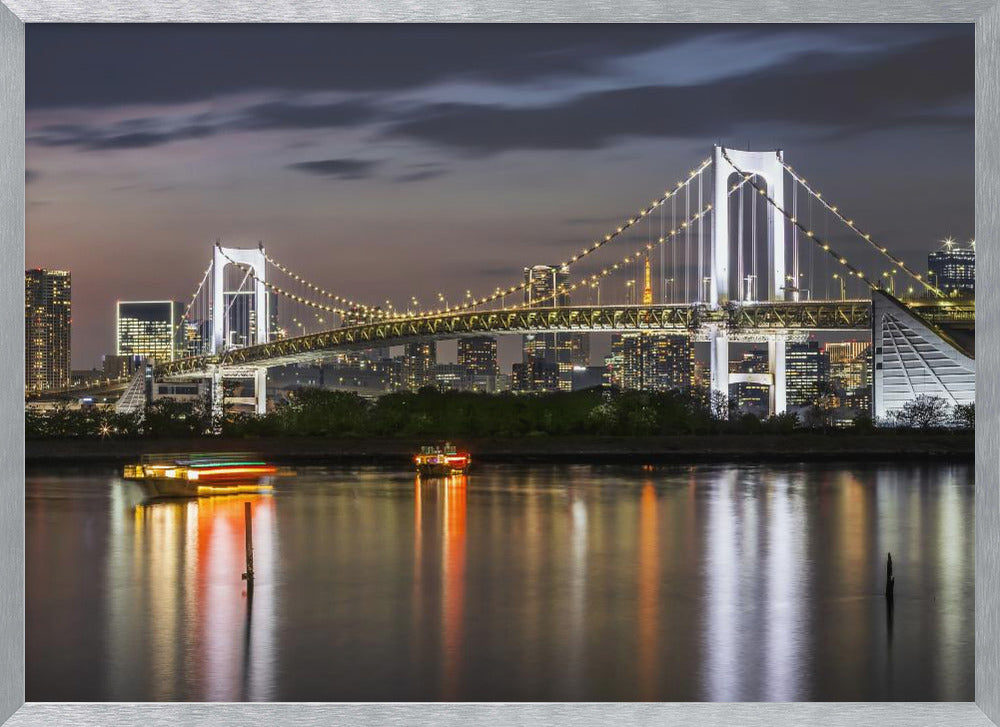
[[610, 333, 693, 391], [786, 340, 828, 409], [458, 336, 498, 378], [116, 300, 184, 362], [512, 355, 559, 393], [825, 340, 872, 414], [25, 269, 71, 391], [523, 264, 573, 391], [730, 348, 770, 415], [928, 241, 975, 296], [402, 341, 436, 391]]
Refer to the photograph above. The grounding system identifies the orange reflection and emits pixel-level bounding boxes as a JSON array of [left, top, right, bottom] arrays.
[[637, 482, 659, 699], [122, 494, 275, 700], [441, 475, 467, 699]]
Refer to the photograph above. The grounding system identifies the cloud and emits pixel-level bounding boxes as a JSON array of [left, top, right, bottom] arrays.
[[287, 158, 379, 180], [29, 99, 379, 152], [392, 168, 449, 183], [381, 35, 973, 154], [26, 25, 702, 109]]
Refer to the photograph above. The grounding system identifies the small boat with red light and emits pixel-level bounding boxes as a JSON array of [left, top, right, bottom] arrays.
[[123, 453, 280, 497], [414, 443, 471, 477]]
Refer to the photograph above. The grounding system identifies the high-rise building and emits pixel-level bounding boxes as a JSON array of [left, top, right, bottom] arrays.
[[928, 241, 975, 296], [402, 341, 436, 391], [457, 336, 497, 378], [729, 348, 770, 415], [434, 363, 467, 391], [457, 336, 498, 392], [25, 269, 71, 391], [825, 340, 872, 414], [523, 264, 573, 391], [786, 340, 828, 409], [512, 355, 559, 393], [610, 332, 693, 391], [116, 301, 184, 362]]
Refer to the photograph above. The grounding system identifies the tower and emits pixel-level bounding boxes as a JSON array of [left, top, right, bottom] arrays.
[[210, 243, 269, 414], [642, 255, 653, 306], [709, 145, 788, 416]]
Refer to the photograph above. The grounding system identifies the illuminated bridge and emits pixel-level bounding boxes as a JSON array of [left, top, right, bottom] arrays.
[[28, 145, 976, 421]]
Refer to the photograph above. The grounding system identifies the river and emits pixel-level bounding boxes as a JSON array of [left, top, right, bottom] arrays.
[[26, 461, 973, 702]]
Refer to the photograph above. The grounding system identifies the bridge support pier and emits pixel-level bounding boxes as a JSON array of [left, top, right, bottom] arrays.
[[254, 368, 267, 415], [709, 327, 730, 418], [768, 334, 787, 416]]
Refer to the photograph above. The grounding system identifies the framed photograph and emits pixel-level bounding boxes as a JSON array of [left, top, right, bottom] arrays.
[[4, 3, 1000, 726]]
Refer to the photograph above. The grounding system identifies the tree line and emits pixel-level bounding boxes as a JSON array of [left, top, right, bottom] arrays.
[[25, 386, 974, 440]]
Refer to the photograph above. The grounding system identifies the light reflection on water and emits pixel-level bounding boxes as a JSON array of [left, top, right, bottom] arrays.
[[26, 462, 973, 702]]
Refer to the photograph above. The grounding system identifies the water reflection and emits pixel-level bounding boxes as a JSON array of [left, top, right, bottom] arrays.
[[107, 488, 276, 700], [26, 462, 974, 702]]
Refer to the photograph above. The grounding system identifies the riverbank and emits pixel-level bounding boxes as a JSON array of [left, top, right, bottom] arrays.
[[25, 432, 973, 466]]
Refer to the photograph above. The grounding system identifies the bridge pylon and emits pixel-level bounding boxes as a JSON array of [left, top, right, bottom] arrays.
[[710, 146, 788, 417], [209, 243, 269, 416]]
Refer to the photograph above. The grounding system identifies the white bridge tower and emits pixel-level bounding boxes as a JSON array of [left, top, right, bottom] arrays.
[[210, 242, 269, 415], [709, 145, 788, 416]]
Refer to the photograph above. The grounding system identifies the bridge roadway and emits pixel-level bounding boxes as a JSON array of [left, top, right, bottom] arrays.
[[156, 297, 973, 378]]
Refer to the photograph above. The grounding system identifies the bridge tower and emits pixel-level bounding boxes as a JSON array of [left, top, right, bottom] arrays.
[[211, 243, 269, 415], [709, 145, 787, 416]]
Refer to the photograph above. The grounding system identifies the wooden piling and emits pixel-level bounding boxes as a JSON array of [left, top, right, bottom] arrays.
[[885, 552, 894, 601], [242, 501, 254, 591]]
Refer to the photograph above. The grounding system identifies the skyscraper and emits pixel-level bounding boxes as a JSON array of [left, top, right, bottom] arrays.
[[786, 340, 828, 409], [611, 332, 692, 391], [457, 336, 497, 378], [522, 264, 574, 391], [928, 240, 975, 296], [402, 341, 436, 391], [458, 335, 498, 391], [25, 269, 71, 391], [116, 301, 184, 362]]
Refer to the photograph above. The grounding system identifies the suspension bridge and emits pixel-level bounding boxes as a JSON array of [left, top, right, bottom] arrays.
[[31, 145, 976, 421]]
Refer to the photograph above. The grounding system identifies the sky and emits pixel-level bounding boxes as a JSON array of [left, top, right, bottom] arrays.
[[25, 24, 975, 370]]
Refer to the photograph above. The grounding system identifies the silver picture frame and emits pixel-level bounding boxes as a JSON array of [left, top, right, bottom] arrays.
[[2, 3, 997, 725]]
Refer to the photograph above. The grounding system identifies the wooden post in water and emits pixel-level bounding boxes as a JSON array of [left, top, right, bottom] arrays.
[[885, 552, 894, 602], [242, 501, 254, 592]]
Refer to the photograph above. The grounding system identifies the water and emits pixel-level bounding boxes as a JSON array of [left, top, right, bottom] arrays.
[[26, 462, 973, 702]]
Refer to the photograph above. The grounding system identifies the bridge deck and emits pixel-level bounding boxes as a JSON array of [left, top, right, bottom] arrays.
[[154, 298, 975, 377]]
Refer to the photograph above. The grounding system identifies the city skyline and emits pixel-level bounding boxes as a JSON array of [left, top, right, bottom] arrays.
[[26, 24, 974, 368]]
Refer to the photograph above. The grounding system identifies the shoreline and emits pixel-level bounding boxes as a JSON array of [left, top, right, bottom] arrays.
[[25, 433, 973, 467]]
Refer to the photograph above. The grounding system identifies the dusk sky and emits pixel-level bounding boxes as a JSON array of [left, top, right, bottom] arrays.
[[25, 24, 974, 369]]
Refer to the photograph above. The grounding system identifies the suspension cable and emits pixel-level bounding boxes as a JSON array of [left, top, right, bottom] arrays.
[[721, 148, 876, 292], [518, 175, 755, 310], [780, 160, 942, 297], [418, 157, 713, 317]]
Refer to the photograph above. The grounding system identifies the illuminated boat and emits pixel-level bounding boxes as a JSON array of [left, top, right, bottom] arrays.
[[414, 443, 471, 477], [122, 453, 279, 497]]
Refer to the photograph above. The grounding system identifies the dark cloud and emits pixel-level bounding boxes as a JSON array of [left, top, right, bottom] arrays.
[[25, 169, 39, 183], [29, 99, 377, 152], [382, 35, 973, 154], [235, 99, 378, 131], [287, 158, 379, 180], [26, 24, 710, 109], [392, 168, 449, 183]]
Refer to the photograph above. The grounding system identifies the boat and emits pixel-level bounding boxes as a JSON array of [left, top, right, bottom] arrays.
[[122, 453, 279, 498], [414, 442, 471, 477]]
